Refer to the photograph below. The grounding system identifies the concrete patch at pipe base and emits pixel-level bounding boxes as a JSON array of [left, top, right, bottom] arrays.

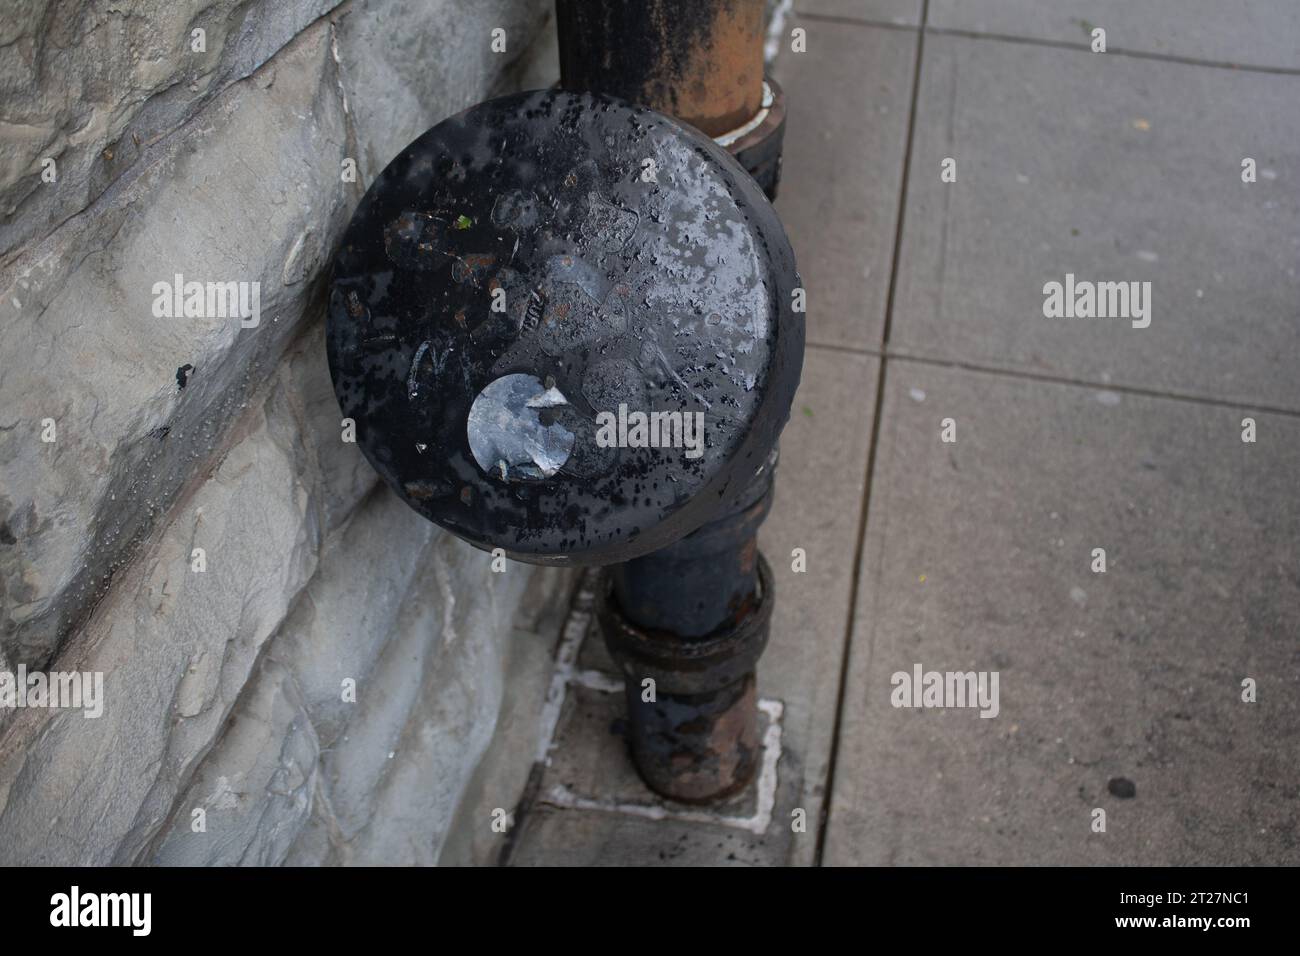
[[508, 572, 786, 843], [599, 554, 776, 801], [542, 690, 785, 836]]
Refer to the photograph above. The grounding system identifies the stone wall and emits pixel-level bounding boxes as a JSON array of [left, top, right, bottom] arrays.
[[0, 0, 570, 866]]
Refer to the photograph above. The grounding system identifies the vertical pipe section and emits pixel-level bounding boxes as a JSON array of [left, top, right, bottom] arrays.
[[610, 469, 772, 638], [556, 0, 766, 137], [601, 471, 776, 802], [560, 0, 780, 803]]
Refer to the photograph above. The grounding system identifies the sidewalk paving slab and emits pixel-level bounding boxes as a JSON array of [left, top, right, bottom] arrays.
[[797, 0, 922, 27], [506, 348, 879, 865], [929, 0, 1300, 70], [889, 34, 1300, 411], [824, 361, 1300, 865], [772, 18, 917, 351]]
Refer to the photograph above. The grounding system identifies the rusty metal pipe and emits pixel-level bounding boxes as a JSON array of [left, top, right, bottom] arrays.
[[601, 552, 773, 802], [601, 471, 775, 801], [610, 467, 772, 638], [552, 0, 790, 803], [556, 0, 766, 138]]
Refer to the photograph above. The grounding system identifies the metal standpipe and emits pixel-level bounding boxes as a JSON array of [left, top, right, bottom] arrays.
[[556, 0, 766, 138], [326, 0, 799, 809], [556, 0, 787, 201], [602, 462, 776, 801], [558, 0, 791, 802]]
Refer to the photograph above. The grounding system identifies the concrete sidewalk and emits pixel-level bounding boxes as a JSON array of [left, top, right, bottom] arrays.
[[504, 0, 1300, 866]]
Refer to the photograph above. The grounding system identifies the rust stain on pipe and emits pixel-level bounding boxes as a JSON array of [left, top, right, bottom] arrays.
[[556, 0, 765, 137]]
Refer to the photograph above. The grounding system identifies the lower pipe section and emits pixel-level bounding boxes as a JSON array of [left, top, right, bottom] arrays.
[[599, 474, 776, 802], [609, 469, 773, 637]]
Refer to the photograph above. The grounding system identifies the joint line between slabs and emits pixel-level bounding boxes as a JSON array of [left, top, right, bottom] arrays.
[[803, 341, 1300, 421], [812, 0, 930, 868], [796, 10, 1300, 76]]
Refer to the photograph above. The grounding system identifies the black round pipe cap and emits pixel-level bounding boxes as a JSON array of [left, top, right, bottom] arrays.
[[327, 90, 802, 566]]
